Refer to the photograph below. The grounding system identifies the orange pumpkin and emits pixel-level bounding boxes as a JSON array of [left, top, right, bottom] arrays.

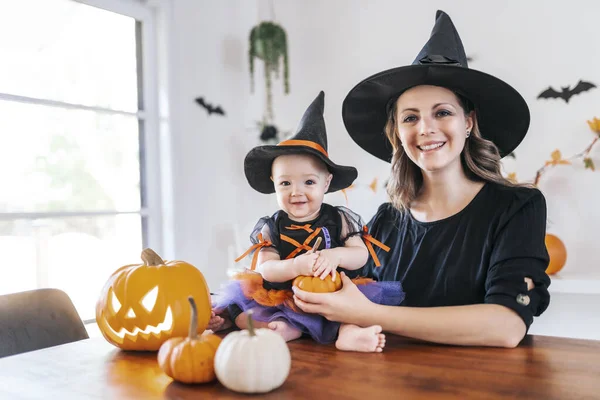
[[545, 234, 567, 275], [293, 271, 342, 293], [158, 297, 222, 384], [96, 248, 212, 351]]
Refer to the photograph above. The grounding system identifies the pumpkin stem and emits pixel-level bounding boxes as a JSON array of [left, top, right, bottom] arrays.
[[247, 310, 256, 337], [188, 296, 198, 339], [141, 248, 165, 266]]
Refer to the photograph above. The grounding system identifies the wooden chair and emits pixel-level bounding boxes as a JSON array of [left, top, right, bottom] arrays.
[[0, 288, 89, 358]]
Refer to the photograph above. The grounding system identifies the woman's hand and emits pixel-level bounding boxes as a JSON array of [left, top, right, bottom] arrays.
[[312, 249, 340, 280], [292, 272, 374, 324]]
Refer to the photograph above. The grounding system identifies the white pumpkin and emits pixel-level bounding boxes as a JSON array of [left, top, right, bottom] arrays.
[[214, 312, 291, 393]]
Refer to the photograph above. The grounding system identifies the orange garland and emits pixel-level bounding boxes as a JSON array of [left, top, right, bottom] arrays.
[[508, 117, 600, 185]]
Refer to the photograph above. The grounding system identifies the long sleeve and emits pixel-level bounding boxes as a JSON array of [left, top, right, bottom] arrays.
[[485, 189, 551, 330]]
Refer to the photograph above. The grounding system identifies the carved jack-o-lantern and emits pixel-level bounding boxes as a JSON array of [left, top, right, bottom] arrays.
[[95, 248, 212, 351]]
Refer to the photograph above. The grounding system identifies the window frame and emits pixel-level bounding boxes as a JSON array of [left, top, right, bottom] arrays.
[[0, 0, 169, 311]]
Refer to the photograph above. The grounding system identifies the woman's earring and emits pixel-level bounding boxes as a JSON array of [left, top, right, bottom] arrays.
[[466, 130, 471, 138]]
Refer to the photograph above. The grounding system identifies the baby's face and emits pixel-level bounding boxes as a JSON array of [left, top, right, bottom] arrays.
[[271, 154, 332, 222]]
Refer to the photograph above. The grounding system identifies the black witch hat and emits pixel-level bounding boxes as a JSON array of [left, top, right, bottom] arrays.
[[342, 10, 530, 162], [245, 91, 358, 194]]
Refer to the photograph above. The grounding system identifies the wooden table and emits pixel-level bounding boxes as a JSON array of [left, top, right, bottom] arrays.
[[1, 333, 599, 399]]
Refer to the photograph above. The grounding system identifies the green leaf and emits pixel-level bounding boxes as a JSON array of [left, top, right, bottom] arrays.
[[584, 157, 595, 171]]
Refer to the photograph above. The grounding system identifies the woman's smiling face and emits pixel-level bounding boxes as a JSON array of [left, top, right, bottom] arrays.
[[394, 85, 473, 173]]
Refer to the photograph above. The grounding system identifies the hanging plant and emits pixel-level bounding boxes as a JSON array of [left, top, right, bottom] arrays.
[[249, 21, 289, 123]]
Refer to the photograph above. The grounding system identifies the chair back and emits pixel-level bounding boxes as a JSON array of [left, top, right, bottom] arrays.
[[0, 288, 89, 358]]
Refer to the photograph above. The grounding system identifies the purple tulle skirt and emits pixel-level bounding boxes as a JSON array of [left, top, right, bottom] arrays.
[[213, 278, 405, 345]]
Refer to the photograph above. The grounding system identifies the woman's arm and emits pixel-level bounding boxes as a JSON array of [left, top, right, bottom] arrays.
[[361, 303, 526, 348], [293, 273, 527, 348]]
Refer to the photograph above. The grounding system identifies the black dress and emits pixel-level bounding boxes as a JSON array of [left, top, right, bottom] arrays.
[[346, 182, 551, 330], [226, 204, 367, 323], [248, 203, 365, 290]]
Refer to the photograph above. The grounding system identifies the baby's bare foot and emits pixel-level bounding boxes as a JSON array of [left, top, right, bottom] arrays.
[[335, 324, 385, 353], [267, 320, 302, 342]]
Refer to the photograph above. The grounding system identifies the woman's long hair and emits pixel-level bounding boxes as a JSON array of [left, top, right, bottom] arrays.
[[384, 92, 521, 211]]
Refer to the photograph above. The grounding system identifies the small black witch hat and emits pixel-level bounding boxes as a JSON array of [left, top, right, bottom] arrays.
[[244, 91, 358, 194], [342, 10, 530, 162]]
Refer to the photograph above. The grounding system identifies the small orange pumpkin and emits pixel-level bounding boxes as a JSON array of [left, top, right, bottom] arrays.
[[545, 234, 567, 275], [158, 297, 222, 384], [293, 271, 342, 293]]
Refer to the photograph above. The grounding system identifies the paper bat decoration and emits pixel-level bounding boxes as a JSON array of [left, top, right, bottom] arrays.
[[195, 97, 226, 116], [537, 80, 597, 103]]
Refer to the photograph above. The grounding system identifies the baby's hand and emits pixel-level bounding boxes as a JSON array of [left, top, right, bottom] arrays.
[[313, 249, 340, 280], [293, 250, 319, 276], [206, 310, 232, 332]]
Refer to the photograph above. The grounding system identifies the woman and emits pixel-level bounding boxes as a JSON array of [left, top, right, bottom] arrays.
[[292, 10, 551, 348]]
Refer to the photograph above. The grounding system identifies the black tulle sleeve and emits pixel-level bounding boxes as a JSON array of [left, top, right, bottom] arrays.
[[336, 206, 366, 243], [248, 213, 280, 253]]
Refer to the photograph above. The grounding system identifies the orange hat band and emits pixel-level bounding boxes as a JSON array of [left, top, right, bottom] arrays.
[[277, 140, 328, 158]]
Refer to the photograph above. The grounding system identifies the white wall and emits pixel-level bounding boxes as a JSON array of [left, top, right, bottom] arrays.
[[163, 0, 600, 339], [165, 0, 269, 289]]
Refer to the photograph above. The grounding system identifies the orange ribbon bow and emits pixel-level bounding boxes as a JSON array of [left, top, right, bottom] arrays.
[[235, 233, 272, 271], [362, 226, 390, 267], [284, 224, 314, 233]]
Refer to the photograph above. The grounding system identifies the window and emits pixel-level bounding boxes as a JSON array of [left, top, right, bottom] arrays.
[[0, 0, 163, 321]]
